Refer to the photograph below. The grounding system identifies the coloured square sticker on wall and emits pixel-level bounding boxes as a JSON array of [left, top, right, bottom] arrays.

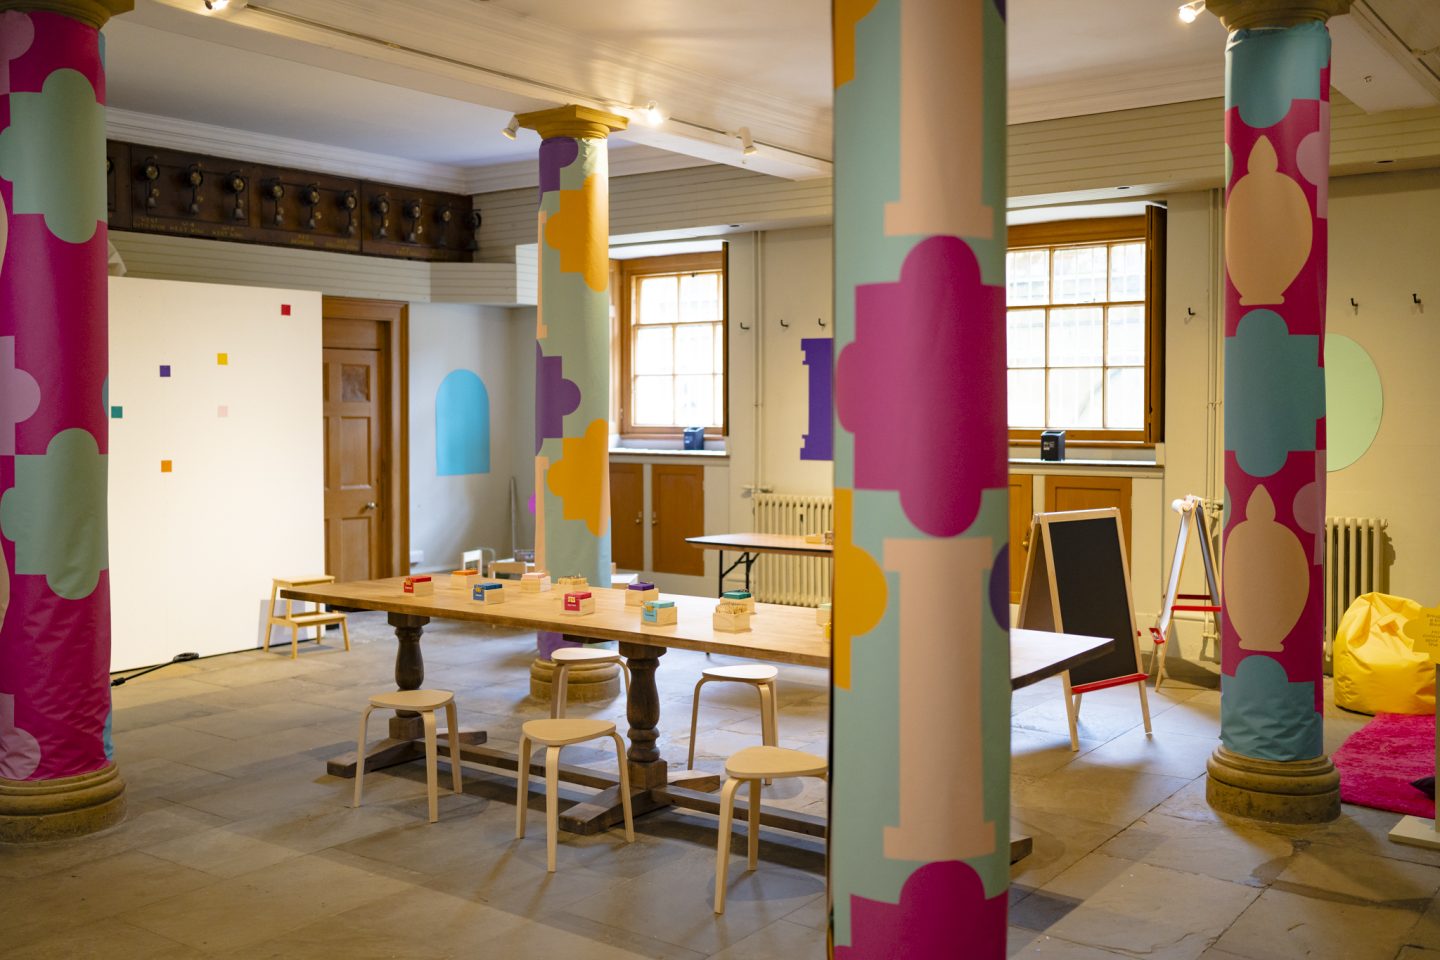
[[160, 460, 173, 473], [159, 364, 171, 377], [217, 352, 228, 365], [217, 405, 228, 418], [110, 405, 123, 419], [281, 304, 291, 316]]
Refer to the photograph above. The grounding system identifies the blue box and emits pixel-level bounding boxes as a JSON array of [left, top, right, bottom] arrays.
[[683, 426, 706, 450]]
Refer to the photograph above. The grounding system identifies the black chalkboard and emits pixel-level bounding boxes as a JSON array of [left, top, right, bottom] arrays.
[[1027, 511, 1141, 688]]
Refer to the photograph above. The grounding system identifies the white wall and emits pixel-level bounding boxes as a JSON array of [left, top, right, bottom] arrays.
[[108, 277, 324, 671], [407, 302, 520, 572]]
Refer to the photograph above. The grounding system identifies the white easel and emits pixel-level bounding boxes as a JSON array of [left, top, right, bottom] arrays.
[[1150, 495, 1221, 689]]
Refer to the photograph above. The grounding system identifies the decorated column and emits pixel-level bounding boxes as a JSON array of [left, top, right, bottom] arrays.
[[1206, 0, 1350, 823], [518, 105, 626, 701], [830, 1, 1010, 955], [0, 0, 131, 841]]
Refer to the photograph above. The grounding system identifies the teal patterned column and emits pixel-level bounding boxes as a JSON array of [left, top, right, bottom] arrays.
[[830, 0, 1010, 955], [1206, 0, 1349, 823]]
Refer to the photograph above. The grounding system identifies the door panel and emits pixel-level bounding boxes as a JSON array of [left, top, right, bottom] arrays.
[[1008, 474, 1035, 604], [323, 345, 382, 581], [610, 462, 644, 571], [1044, 474, 1133, 558], [651, 464, 705, 576]]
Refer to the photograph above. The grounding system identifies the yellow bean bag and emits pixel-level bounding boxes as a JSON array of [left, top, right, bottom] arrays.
[[1332, 592, 1436, 715]]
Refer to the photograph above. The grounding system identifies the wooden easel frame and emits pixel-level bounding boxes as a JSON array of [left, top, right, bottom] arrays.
[[1150, 496, 1221, 688], [1017, 507, 1152, 751]]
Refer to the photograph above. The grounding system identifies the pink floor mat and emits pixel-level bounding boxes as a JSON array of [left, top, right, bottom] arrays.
[[1332, 712, 1436, 818]]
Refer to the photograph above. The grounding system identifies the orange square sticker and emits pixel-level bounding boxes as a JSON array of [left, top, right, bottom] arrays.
[[160, 460, 173, 473], [217, 352, 229, 365]]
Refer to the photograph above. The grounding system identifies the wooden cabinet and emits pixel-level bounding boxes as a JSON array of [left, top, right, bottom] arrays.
[[609, 463, 645, 571], [1008, 474, 1035, 603], [651, 464, 705, 576], [1044, 474, 1133, 558]]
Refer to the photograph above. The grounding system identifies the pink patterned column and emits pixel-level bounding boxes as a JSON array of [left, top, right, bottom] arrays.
[[1205, 0, 1350, 823], [0, 0, 130, 841]]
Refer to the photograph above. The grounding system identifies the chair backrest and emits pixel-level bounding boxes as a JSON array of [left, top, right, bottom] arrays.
[[462, 547, 497, 573]]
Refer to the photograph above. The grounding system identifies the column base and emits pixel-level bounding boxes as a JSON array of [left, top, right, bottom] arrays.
[[1205, 746, 1340, 824], [529, 657, 620, 703], [0, 763, 127, 843]]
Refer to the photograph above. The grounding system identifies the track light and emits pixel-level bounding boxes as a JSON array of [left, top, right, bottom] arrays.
[[640, 101, 663, 126], [738, 127, 757, 158], [203, 0, 229, 9], [1178, 1, 1205, 23], [501, 116, 519, 140]]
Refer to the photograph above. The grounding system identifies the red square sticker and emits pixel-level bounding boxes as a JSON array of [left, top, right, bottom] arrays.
[[281, 304, 292, 316]]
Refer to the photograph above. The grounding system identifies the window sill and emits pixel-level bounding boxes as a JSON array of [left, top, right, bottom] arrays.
[[609, 447, 730, 461], [1009, 458, 1162, 478]]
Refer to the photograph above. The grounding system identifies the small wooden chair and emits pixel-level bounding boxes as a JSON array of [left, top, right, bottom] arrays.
[[516, 718, 634, 872], [353, 689, 461, 823], [550, 646, 631, 718], [264, 575, 350, 659], [714, 746, 827, 914], [687, 665, 779, 772]]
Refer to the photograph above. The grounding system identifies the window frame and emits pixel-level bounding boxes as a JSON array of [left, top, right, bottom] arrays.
[[617, 250, 729, 439], [1005, 210, 1166, 446]]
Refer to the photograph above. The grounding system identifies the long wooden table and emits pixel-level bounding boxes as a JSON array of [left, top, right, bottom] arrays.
[[685, 532, 833, 597], [282, 577, 1111, 855]]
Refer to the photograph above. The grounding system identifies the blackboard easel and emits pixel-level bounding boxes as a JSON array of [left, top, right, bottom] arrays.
[[1017, 507, 1152, 751]]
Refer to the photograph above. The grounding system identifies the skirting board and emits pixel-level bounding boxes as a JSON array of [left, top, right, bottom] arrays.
[[1389, 815, 1440, 850]]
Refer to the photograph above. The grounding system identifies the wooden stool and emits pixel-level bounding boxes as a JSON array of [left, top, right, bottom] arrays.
[[714, 745, 827, 914], [687, 665, 779, 772], [353, 689, 460, 823], [550, 646, 631, 719], [264, 575, 350, 660], [516, 718, 634, 872]]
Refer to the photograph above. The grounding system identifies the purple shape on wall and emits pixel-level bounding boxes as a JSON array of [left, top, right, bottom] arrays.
[[800, 337, 834, 462], [158, 364, 171, 377], [536, 343, 581, 454], [836, 235, 1006, 537], [538, 137, 580, 199], [834, 860, 1007, 959]]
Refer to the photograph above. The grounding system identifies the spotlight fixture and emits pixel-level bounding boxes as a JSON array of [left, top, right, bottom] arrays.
[[738, 127, 757, 158], [204, 0, 229, 9], [1177, 0, 1205, 23], [501, 116, 519, 140], [640, 101, 664, 126]]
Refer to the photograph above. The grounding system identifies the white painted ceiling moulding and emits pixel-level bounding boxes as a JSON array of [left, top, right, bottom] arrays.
[[1331, 5, 1440, 113], [105, 108, 476, 193]]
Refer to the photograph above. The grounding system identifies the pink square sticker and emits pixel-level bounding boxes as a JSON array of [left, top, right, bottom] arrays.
[[217, 405, 229, 418]]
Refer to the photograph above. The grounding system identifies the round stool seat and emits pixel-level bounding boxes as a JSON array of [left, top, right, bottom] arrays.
[[724, 745, 827, 781], [551, 647, 622, 664], [522, 718, 617, 747], [368, 689, 454, 712], [701, 664, 778, 684]]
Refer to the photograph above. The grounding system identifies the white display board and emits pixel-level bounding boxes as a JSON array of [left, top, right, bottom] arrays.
[[108, 277, 324, 671]]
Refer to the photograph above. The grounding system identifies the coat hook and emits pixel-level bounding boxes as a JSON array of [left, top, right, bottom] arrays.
[[1186, 307, 1196, 319], [779, 317, 789, 328], [738, 321, 751, 331], [817, 317, 826, 328], [1415, 293, 1424, 306], [1350, 298, 1359, 314]]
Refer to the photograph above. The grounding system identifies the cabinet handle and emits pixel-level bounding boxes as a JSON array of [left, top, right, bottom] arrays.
[[651, 511, 657, 525], [634, 513, 642, 525]]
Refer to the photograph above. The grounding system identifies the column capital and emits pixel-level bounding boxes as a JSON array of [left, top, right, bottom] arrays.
[[1207, 0, 1351, 31], [515, 104, 628, 141], [0, 0, 132, 28]]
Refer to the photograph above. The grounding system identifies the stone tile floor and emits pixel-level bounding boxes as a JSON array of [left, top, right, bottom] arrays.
[[2, 612, 1437, 959]]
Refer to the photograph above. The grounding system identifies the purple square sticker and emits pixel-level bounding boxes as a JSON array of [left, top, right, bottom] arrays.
[[159, 365, 171, 377]]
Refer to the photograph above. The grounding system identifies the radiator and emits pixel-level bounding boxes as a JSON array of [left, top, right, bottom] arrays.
[[752, 493, 834, 607], [1323, 516, 1389, 657]]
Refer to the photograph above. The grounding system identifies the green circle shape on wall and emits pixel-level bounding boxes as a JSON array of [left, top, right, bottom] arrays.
[[1325, 333, 1383, 472]]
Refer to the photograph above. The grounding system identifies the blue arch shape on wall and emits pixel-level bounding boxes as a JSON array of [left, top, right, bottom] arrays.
[[436, 369, 491, 476]]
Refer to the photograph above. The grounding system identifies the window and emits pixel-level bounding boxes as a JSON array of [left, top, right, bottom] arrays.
[[1005, 211, 1165, 444], [618, 252, 727, 437]]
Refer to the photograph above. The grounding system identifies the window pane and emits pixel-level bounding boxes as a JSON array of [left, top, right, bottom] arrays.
[[1107, 305, 1145, 365], [675, 374, 714, 426], [1008, 369, 1045, 428], [1048, 368, 1103, 428], [1109, 242, 1145, 302], [715, 375, 723, 428], [1048, 307, 1103, 366], [675, 323, 715, 374], [1007, 309, 1046, 368], [634, 325, 674, 375], [714, 324, 724, 366], [1006, 249, 1049, 306], [1106, 367, 1144, 429], [633, 375, 674, 425], [637, 276, 677, 324], [1051, 245, 1107, 304], [679, 272, 721, 323]]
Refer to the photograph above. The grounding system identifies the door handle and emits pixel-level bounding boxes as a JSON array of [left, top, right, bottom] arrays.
[[364, 502, 377, 511]]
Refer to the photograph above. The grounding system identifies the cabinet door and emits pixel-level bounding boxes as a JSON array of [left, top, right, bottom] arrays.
[[1044, 474, 1133, 557], [651, 464, 705, 576], [1008, 474, 1035, 603], [610, 463, 645, 571]]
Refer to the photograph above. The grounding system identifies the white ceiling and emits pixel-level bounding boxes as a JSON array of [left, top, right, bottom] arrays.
[[101, 0, 1440, 192]]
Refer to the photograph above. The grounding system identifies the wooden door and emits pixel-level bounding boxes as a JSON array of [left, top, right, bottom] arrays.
[[1008, 474, 1035, 603], [322, 298, 407, 580], [1045, 474, 1133, 557], [651, 464, 705, 575], [610, 462, 645, 571]]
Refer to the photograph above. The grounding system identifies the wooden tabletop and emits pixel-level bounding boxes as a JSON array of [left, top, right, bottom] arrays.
[[282, 578, 831, 667], [686, 532, 834, 557], [281, 579, 1110, 687]]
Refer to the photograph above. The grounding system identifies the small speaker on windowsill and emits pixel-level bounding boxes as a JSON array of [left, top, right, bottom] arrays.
[[1040, 430, 1066, 462]]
